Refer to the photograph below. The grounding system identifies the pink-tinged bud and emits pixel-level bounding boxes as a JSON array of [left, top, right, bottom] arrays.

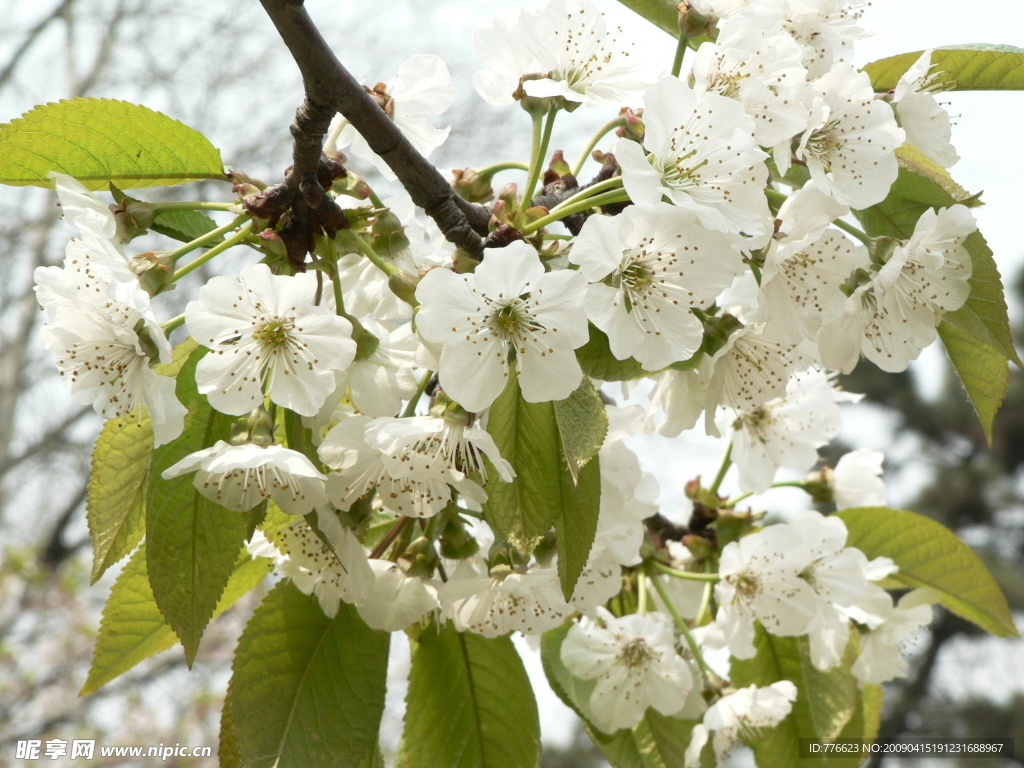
[[619, 107, 645, 143], [547, 150, 572, 179], [257, 229, 288, 261]]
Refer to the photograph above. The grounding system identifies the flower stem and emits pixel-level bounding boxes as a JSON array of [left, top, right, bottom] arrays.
[[637, 568, 649, 614], [150, 201, 238, 214], [831, 217, 873, 246], [522, 189, 630, 235], [696, 581, 714, 626], [548, 175, 624, 215], [650, 560, 721, 582], [571, 116, 626, 176], [370, 516, 410, 560], [402, 369, 435, 418], [520, 104, 558, 213], [343, 230, 399, 278], [671, 33, 691, 78], [477, 160, 530, 176], [170, 217, 253, 282], [324, 116, 348, 151], [646, 569, 716, 681], [161, 313, 186, 334], [708, 441, 733, 496]]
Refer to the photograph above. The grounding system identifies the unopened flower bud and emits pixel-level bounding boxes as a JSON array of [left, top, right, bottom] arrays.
[[370, 208, 412, 258], [451, 168, 495, 203], [618, 107, 645, 143], [677, 2, 716, 37], [388, 269, 421, 306], [128, 251, 176, 296], [439, 514, 479, 560], [547, 150, 572, 179], [869, 236, 899, 267]]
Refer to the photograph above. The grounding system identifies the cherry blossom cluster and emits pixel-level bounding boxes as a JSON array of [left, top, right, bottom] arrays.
[[34, 0, 977, 754]]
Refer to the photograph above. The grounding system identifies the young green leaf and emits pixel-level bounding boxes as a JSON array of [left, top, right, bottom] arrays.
[[864, 45, 1024, 92], [87, 417, 152, 585], [229, 581, 390, 768], [540, 623, 707, 768], [0, 98, 226, 189], [81, 545, 271, 696], [398, 621, 540, 768], [484, 372, 564, 554], [151, 209, 222, 244], [613, 0, 680, 37], [555, 454, 602, 601], [553, 378, 608, 484], [730, 628, 860, 768], [577, 325, 650, 382], [146, 345, 248, 665], [937, 323, 1008, 444], [837, 506, 1019, 637]]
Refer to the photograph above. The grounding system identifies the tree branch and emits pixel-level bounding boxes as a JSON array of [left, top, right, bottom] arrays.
[[259, 0, 489, 258]]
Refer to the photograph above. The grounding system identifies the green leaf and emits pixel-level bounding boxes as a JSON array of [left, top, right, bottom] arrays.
[[152, 209, 221, 244], [555, 454, 602, 601], [837, 507, 1019, 638], [731, 627, 860, 768], [398, 621, 540, 768], [81, 545, 271, 696], [540, 624, 706, 768], [942, 231, 1022, 368], [86, 339, 198, 585], [146, 345, 247, 664], [864, 45, 1024, 92], [87, 417, 152, 585], [553, 378, 608, 483], [0, 98, 226, 189], [220, 685, 242, 768], [230, 581, 390, 768], [937, 322, 1008, 444], [577, 325, 649, 382], [613, 0, 680, 37], [484, 372, 563, 554]]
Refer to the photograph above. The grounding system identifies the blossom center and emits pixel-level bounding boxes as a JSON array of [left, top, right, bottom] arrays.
[[252, 318, 295, 349], [619, 637, 654, 668]]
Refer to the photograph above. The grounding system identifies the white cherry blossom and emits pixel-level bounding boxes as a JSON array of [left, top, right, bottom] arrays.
[[831, 449, 887, 509], [186, 263, 356, 416], [617, 76, 772, 238], [39, 299, 184, 446], [819, 205, 975, 373], [473, 0, 654, 108], [356, 559, 440, 632], [788, 63, 905, 209], [721, 368, 853, 492], [415, 241, 588, 412], [747, 0, 870, 78], [438, 560, 569, 637], [714, 524, 820, 658], [561, 608, 693, 733], [685, 681, 798, 767], [339, 54, 454, 181], [691, 18, 809, 147], [161, 440, 329, 515], [278, 511, 375, 617], [893, 50, 959, 168], [570, 204, 742, 371]]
